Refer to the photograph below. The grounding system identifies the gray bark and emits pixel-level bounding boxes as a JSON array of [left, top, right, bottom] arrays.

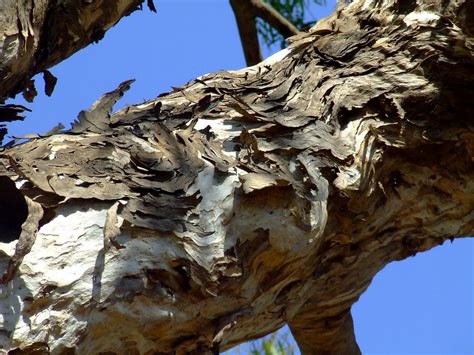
[[0, 0, 473, 353]]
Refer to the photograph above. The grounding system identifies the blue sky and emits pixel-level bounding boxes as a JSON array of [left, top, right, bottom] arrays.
[[6, 1, 473, 353]]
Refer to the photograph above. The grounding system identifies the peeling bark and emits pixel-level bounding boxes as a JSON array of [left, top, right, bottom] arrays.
[[0, 0, 149, 143], [0, 0, 473, 353], [0, 0, 146, 101]]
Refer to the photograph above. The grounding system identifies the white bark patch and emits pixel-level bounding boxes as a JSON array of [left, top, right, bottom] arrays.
[[126, 135, 159, 153], [0, 203, 110, 352], [404, 11, 440, 27], [0, 201, 190, 353], [180, 162, 240, 271], [46, 134, 98, 158], [229, 48, 291, 76], [337, 117, 396, 191], [194, 118, 241, 142]]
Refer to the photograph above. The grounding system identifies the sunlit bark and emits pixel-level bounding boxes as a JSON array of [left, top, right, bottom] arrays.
[[0, 0, 473, 353]]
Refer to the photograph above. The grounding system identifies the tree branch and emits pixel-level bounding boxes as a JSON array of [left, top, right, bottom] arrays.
[[290, 310, 361, 354], [229, 0, 301, 66], [230, 0, 263, 66], [0, 0, 145, 102], [250, 0, 300, 38], [0, 0, 473, 353]]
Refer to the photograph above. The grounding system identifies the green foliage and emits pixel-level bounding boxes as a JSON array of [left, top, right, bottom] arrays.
[[249, 331, 296, 355], [257, 0, 326, 49]]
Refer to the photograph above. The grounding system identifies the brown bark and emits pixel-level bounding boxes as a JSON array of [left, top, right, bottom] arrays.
[[230, 0, 263, 66], [0, 0, 146, 102], [251, 0, 300, 39], [290, 310, 361, 354], [0, 0, 473, 353], [0, 0, 150, 142]]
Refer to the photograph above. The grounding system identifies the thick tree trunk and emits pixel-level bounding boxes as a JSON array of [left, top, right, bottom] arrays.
[[0, 0, 473, 353]]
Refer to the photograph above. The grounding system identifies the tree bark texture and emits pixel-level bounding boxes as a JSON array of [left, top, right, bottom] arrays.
[[0, 0, 147, 102], [0, 0, 473, 353], [0, 0, 147, 140]]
